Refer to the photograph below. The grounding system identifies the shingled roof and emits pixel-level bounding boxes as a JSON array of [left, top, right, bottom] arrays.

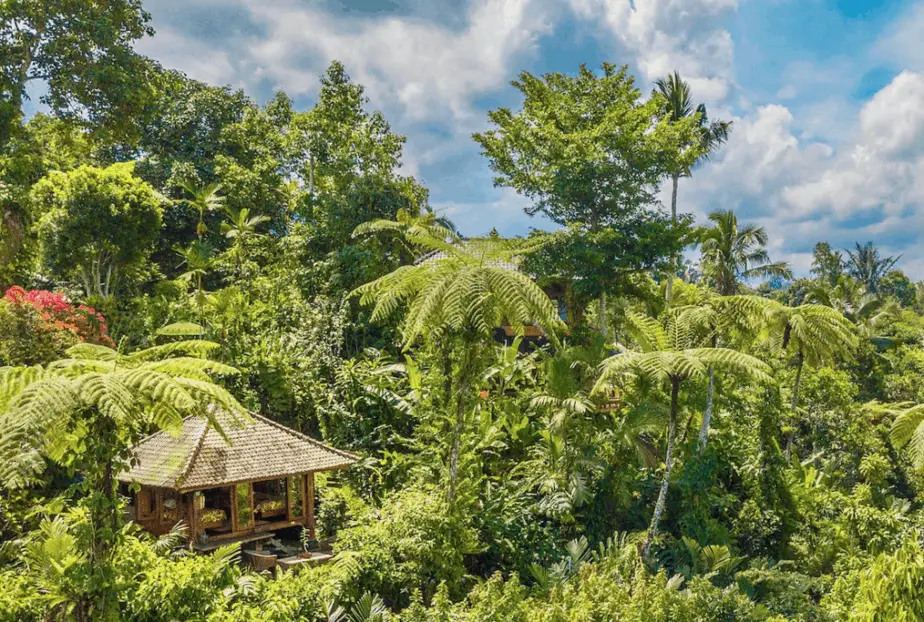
[[118, 413, 358, 492]]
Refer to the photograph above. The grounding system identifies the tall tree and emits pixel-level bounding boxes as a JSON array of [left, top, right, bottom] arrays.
[[474, 63, 702, 337], [846, 241, 900, 294], [0, 114, 95, 286], [595, 311, 770, 558], [810, 242, 845, 288], [353, 231, 564, 505], [699, 209, 791, 295], [31, 162, 163, 299], [654, 71, 732, 304], [0, 0, 158, 148]]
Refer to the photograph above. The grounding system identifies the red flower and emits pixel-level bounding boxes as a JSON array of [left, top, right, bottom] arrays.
[[3, 287, 113, 346]]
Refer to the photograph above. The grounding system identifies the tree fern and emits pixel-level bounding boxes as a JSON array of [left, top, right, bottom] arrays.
[[353, 229, 564, 505], [595, 309, 770, 558], [0, 338, 246, 490], [891, 404, 924, 468]]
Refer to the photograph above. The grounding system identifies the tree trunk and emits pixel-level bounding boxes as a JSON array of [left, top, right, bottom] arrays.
[[446, 339, 473, 506], [665, 173, 680, 305], [447, 394, 466, 506], [697, 367, 715, 452], [785, 350, 804, 460], [642, 378, 680, 559], [308, 151, 315, 198], [598, 291, 608, 339]]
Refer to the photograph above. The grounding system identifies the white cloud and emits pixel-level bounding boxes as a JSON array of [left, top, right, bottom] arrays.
[[241, 0, 551, 127], [776, 85, 797, 100], [135, 27, 239, 87], [781, 71, 924, 220], [679, 70, 924, 276], [874, 2, 924, 71], [569, 0, 738, 101]]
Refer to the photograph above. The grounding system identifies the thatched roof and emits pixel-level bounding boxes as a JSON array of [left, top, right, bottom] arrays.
[[118, 413, 358, 492]]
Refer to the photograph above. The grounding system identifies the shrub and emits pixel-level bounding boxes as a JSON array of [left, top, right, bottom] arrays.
[[0, 286, 114, 365], [333, 485, 481, 608]]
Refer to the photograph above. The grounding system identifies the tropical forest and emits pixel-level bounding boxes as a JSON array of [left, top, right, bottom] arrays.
[[4, 3, 924, 621]]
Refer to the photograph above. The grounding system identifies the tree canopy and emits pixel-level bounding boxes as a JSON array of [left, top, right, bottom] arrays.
[[3, 18, 924, 621]]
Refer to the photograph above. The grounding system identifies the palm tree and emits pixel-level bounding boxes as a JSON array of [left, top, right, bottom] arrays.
[[846, 241, 900, 294], [594, 311, 771, 558], [655, 71, 732, 303], [220, 207, 270, 277], [176, 240, 216, 316], [181, 182, 225, 240], [353, 233, 564, 504], [700, 209, 792, 295], [221, 207, 270, 241]]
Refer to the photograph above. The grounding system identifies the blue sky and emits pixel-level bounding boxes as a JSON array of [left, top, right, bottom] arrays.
[[127, 0, 924, 276]]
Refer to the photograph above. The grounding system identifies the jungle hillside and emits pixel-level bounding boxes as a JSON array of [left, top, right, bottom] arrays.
[[4, 3, 924, 621]]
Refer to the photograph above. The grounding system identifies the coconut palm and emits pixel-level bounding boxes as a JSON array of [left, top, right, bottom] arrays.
[[699, 209, 792, 295], [846, 242, 900, 294], [594, 311, 771, 558], [655, 71, 732, 303], [353, 232, 564, 504]]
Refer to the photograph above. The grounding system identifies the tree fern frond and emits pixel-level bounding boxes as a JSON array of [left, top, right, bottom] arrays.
[[891, 404, 924, 467], [65, 343, 120, 362], [126, 340, 222, 363], [155, 322, 206, 337], [0, 378, 82, 487]]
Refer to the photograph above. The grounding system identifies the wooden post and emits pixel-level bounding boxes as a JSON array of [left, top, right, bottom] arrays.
[[306, 472, 316, 541], [187, 492, 199, 549]]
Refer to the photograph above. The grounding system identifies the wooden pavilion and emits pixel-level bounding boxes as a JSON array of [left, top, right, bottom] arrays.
[[118, 412, 357, 548]]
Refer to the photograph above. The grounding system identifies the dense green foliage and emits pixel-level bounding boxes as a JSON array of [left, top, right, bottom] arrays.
[[4, 6, 924, 620]]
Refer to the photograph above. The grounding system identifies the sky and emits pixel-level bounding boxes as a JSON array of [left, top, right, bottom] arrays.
[[126, 0, 924, 277]]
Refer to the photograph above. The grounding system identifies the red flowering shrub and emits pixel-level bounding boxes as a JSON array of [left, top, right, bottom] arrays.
[[2, 287, 115, 348]]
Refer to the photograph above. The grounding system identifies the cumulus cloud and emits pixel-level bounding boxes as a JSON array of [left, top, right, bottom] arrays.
[[874, 2, 924, 71], [135, 25, 240, 87], [569, 0, 738, 102], [680, 70, 924, 273], [781, 71, 924, 220], [241, 0, 551, 127], [132, 0, 924, 274]]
